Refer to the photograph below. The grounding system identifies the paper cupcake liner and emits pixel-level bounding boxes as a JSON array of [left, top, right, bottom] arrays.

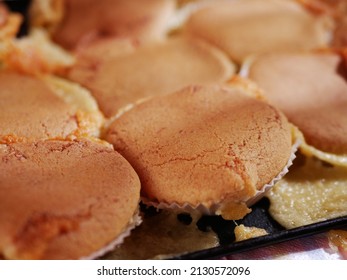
[[82, 209, 142, 260], [141, 198, 219, 216], [246, 139, 300, 206], [142, 140, 300, 216]]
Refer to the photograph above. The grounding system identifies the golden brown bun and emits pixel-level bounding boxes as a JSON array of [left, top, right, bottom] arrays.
[[248, 51, 347, 155], [0, 70, 104, 143], [0, 139, 140, 259], [67, 36, 235, 118], [0, 71, 78, 142], [105, 84, 292, 219], [184, 0, 332, 63], [41, 0, 176, 49]]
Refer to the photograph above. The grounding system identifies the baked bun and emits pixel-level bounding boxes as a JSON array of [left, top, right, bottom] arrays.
[[184, 0, 332, 63], [0, 70, 104, 143], [105, 83, 294, 220], [30, 0, 176, 50], [67, 36, 235, 118], [0, 139, 141, 259], [247, 51, 347, 166]]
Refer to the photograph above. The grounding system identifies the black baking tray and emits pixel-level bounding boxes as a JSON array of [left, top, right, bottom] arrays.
[[169, 197, 347, 259]]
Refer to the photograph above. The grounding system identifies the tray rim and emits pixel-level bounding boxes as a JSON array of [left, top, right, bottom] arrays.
[[169, 215, 347, 260]]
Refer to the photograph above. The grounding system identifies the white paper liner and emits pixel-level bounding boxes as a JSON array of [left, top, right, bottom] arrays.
[[246, 139, 300, 206], [141, 198, 219, 216], [142, 140, 300, 216], [81, 209, 142, 260]]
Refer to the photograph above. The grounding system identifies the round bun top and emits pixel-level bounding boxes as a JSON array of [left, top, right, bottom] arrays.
[[105, 84, 293, 218], [0, 71, 103, 143], [51, 0, 175, 49], [0, 139, 140, 259], [68, 36, 235, 118], [248, 51, 347, 155], [185, 0, 331, 63]]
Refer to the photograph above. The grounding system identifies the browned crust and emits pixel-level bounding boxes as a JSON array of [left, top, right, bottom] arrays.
[[0, 71, 103, 142], [44, 0, 176, 50], [248, 51, 347, 154], [184, 0, 332, 63], [67, 36, 235, 118], [0, 71, 78, 142], [0, 139, 140, 259], [105, 84, 292, 210]]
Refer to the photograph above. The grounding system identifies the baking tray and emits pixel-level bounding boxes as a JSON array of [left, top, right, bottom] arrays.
[[169, 197, 347, 259], [3, 0, 347, 260]]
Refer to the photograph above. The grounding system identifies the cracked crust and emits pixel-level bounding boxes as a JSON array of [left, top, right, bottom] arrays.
[[0, 139, 141, 259], [105, 84, 292, 219], [248, 51, 347, 155], [0, 70, 104, 143]]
